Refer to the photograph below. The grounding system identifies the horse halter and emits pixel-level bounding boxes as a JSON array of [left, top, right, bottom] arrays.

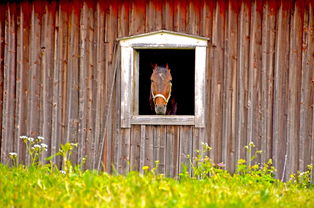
[[151, 82, 172, 104]]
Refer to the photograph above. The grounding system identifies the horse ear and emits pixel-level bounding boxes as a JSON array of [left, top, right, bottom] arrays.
[[166, 64, 170, 71], [151, 63, 157, 70]]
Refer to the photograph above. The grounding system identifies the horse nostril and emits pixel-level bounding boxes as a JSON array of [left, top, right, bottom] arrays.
[[155, 104, 167, 115]]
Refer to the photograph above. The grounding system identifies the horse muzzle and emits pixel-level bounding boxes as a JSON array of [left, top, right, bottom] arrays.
[[155, 104, 167, 115]]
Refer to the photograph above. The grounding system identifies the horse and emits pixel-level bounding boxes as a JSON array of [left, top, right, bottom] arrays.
[[149, 64, 177, 115]]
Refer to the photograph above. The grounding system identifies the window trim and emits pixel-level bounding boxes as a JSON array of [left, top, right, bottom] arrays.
[[118, 30, 208, 128]]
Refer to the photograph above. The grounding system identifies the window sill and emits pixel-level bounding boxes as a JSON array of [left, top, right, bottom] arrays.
[[130, 115, 195, 126]]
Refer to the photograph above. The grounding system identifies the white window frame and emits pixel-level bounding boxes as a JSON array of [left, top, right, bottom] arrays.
[[118, 30, 208, 128]]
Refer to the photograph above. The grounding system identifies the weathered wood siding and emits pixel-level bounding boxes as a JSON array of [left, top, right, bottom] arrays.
[[0, 0, 313, 181]]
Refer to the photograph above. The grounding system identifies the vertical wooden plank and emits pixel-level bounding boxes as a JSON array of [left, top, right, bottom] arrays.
[[117, 0, 129, 38], [64, 3, 80, 164], [78, 3, 88, 165], [186, 0, 200, 35], [146, 0, 162, 32], [179, 126, 193, 175], [165, 125, 174, 177], [222, 1, 238, 171], [130, 125, 141, 171], [236, 1, 249, 163], [195, 46, 206, 128], [93, 2, 105, 169], [200, 0, 213, 37], [153, 126, 160, 172], [299, 0, 312, 173], [120, 128, 131, 174], [286, 0, 302, 179], [273, 1, 290, 180], [145, 0, 154, 32], [40, 2, 56, 161], [129, 0, 145, 36], [261, 0, 275, 163], [0, 3, 4, 162], [28, 4, 41, 138], [248, 0, 263, 164], [103, 2, 118, 171], [144, 125, 154, 169], [162, 0, 174, 30], [173, 0, 186, 32], [139, 125, 146, 174], [311, 0, 314, 182], [15, 3, 23, 162], [120, 46, 132, 128], [300, 0, 314, 177], [85, 4, 95, 170], [204, 0, 214, 161], [1, 5, 17, 163], [209, 0, 225, 163], [113, 41, 122, 172], [158, 126, 166, 174], [15, 3, 28, 164]]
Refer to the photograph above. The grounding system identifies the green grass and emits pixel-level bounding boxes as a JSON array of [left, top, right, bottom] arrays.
[[1, 139, 313, 208], [0, 163, 313, 208]]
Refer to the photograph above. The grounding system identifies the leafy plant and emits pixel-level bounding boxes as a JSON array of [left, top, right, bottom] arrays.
[[3, 138, 313, 208], [289, 164, 313, 188], [46, 142, 79, 175], [14, 136, 48, 166]]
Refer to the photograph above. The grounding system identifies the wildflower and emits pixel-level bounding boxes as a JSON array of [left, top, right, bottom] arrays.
[[238, 159, 246, 164], [217, 162, 226, 168], [40, 143, 48, 148], [249, 141, 255, 147], [20, 136, 29, 142], [28, 137, 34, 143], [70, 143, 78, 147], [142, 166, 150, 171], [40, 143, 48, 151], [36, 136, 45, 142], [251, 164, 259, 170], [60, 170, 66, 175], [32, 144, 41, 150], [9, 152, 17, 157]]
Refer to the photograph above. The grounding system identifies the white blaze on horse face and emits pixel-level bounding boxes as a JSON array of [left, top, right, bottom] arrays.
[[159, 73, 165, 80]]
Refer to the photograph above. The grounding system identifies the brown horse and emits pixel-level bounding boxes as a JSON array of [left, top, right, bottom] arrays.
[[149, 64, 177, 115]]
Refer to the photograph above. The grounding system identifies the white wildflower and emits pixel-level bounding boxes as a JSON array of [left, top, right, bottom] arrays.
[[60, 170, 66, 175], [32, 144, 41, 150], [40, 143, 48, 151], [201, 142, 209, 146], [20, 136, 28, 140], [249, 141, 255, 147], [28, 137, 34, 143], [40, 143, 48, 148], [20, 136, 29, 142], [37, 136, 45, 141], [9, 152, 17, 157]]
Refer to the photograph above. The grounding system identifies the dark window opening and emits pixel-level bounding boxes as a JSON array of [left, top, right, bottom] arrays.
[[138, 49, 195, 115]]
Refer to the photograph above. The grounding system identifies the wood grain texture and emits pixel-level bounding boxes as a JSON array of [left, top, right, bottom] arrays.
[[0, 0, 312, 181]]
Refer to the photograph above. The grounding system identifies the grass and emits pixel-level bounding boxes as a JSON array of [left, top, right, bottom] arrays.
[[0, 137, 313, 208], [0, 164, 313, 208]]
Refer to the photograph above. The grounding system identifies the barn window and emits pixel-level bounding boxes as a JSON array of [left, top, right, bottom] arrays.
[[118, 30, 208, 128]]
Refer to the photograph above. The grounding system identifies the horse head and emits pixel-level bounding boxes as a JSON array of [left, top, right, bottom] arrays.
[[150, 64, 172, 115]]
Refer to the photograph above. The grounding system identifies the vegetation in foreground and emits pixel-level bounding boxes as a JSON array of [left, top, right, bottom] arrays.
[[0, 136, 313, 208]]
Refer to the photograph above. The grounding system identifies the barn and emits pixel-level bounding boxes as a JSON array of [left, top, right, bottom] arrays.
[[0, 0, 313, 181]]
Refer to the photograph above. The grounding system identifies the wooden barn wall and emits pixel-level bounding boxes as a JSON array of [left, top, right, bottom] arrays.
[[0, 0, 313, 181]]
